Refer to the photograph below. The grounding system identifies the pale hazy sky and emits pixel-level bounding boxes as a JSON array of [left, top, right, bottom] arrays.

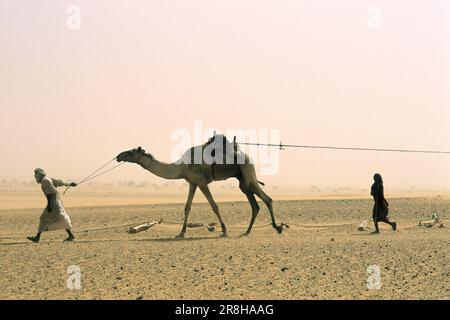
[[1, 0, 449, 191]]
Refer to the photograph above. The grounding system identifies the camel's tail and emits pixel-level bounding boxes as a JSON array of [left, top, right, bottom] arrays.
[[258, 180, 265, 186]]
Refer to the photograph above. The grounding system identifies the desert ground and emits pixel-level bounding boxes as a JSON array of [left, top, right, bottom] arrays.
[[0, 196, 449, 300]]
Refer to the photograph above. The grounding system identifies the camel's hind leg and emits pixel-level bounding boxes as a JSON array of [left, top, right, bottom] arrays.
[[252, 185, 283, 234], [238, 181, 260, 236], [199, 184, 227, 237], [240, 165, 283, 234]]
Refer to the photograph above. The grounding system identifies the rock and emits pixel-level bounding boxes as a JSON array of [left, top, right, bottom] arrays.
[[418, 214, 439, 228], [128, 220, 162, 234], [358, 220, 369, 231], [187, 222, 203, 228]]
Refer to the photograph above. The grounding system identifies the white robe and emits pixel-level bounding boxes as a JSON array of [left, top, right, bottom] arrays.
[[38, 177, 73, 232]]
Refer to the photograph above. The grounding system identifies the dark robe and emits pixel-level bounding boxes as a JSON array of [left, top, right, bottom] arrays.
[[371, 181, 389, 220]]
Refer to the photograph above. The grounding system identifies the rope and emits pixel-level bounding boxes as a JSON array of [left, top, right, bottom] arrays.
[[75, 220, 360, 232], [238, 142, 450, 154], [1, 219, 447, 241], [77, 162, 125, 184], [44, 219, 450, 233], [161, 220, 274, 230], [63, 158, 123, 195], [161, 220, 314, 230], [77, 158, 117, 185]]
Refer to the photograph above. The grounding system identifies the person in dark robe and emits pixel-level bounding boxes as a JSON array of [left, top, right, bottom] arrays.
[[370, 173, 397, 233]]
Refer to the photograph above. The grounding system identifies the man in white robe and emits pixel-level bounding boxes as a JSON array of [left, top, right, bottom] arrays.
[[27, 168, 77, 243]]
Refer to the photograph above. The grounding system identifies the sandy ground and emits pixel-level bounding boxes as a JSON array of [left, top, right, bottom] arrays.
[[1, 185, 448, 210], [0, 198, 449, 300]]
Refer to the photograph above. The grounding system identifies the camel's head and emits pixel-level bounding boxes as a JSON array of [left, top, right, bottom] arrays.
[[116, 147, 146, 163]]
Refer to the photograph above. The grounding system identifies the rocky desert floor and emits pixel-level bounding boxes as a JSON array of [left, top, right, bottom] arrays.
[[0, 198, 449, 299]]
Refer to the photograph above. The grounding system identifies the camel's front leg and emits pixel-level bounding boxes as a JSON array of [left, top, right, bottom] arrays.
[[199, 184, 227, 237], [177, 183, 197, 238]]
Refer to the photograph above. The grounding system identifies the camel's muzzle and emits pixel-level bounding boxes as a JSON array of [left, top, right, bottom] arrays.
[[116, 153, 126, 162]]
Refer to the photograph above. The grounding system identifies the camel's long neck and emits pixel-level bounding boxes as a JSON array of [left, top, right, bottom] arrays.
[[137, 154, 184, 180]]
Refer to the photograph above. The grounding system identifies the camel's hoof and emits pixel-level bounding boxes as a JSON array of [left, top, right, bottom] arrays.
[[239, 232, 250, 238], [275, 225, 283, 234], [220, 233, 228, 238], [392, 222, 397, 231], [370, 231, 380, 235], [175, 234, 185, 239], [27, 236, 39, 243]]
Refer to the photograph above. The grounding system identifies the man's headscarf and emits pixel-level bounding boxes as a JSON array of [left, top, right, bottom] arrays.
[[34, 168, 46, 176]]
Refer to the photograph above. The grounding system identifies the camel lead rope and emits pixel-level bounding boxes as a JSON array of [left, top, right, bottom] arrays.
[[63, 157, 121, 195]]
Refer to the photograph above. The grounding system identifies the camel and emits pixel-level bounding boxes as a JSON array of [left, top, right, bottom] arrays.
[[116, 134, 283, 238]]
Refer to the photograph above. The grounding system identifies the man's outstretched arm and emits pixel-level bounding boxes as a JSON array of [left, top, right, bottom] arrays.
[[52, 178, 77, 188]]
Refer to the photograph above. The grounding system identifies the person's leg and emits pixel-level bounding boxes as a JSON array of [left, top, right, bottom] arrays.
[[27, 232, 41, 242], [379, 207, 396, 230], [372, 205, 380, 234], [379, 217, 396, 230], [372, 218, 380, 234], [29, 213, 46, 242], [64, 229, 75, 241]]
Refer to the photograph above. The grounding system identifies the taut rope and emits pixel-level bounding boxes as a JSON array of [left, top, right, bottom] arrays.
[[238, 141, 450, 154], [63, 157, 124, 195]]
